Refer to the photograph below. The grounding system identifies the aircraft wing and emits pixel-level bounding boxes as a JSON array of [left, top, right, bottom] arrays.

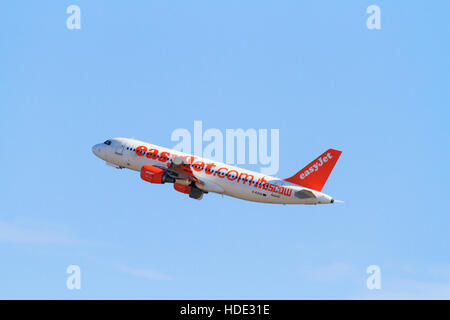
[[154, 156, 201, 184]]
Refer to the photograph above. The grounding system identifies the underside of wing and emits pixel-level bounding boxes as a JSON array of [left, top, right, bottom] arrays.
[[164, 156, 201, 184]]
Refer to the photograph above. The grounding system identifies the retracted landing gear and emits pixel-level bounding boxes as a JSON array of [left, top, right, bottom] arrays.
[[188, 183, 205, 200]]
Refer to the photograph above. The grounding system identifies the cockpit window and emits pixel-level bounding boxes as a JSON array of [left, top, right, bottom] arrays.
[[103, 140, 112, 145]]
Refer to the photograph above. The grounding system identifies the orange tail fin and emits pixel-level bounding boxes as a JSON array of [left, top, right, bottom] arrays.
[[284, 149, 342, 192]]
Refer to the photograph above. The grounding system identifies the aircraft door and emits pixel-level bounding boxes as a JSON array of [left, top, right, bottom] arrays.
[[115, 144, 124, 155]]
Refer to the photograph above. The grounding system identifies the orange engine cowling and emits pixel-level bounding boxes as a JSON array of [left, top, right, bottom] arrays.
[[140, 165, 166, 184], [174, 183, 191, 194]]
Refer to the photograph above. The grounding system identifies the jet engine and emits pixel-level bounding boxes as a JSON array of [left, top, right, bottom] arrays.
[[140, 165, 175, 184], [174, 183, 191, 194]]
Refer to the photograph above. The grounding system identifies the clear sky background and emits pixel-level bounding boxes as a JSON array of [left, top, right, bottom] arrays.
[[0, 1, 449, 299]]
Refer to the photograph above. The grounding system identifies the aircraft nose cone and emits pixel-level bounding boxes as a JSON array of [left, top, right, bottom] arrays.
[[92, 144, 101, 157]]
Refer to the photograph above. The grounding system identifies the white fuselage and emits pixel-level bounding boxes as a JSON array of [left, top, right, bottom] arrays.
[[92, 138, 334, 204]]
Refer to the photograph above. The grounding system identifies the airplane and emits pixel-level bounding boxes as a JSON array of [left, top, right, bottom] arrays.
[[92, 138, 342, 204]]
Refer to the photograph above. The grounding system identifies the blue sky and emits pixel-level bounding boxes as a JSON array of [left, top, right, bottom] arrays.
[[0, 1, 449, 299]]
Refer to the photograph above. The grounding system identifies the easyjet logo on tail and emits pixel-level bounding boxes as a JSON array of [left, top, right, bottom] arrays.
[[284, 149, 342, 192], [299, 152, 333, 180]]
